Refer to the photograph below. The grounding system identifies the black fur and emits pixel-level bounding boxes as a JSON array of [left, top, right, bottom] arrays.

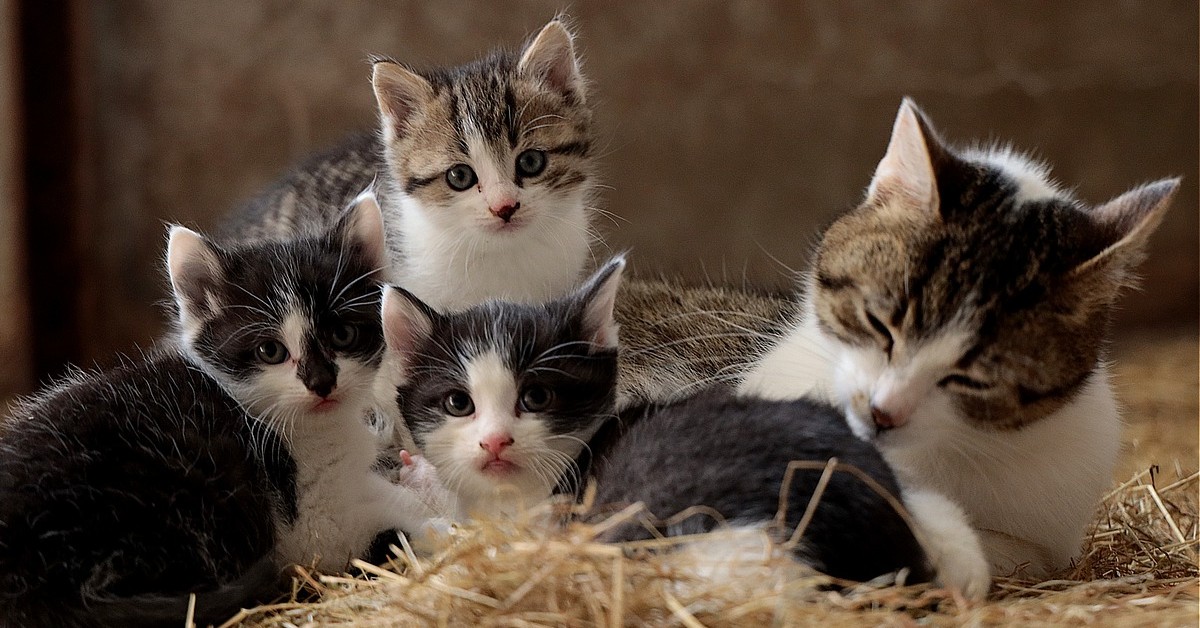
[[0, 353, 291, 628], [577, 389, 933, 585], [185, 210, 386, 391]]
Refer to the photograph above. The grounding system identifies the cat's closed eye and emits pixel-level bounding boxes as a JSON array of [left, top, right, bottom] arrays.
[[445, 164, 477, 191], [443, 390, 475, 417], [256, 340, 289, 365], [864, 310, 894, 356], [519, 385, 554, 412], [937, 374, 993, 392]]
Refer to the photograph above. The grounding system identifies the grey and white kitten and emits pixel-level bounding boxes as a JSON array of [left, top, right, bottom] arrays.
[[0, 194, 439, 627], [741, 99, 1179, 578], [224, 19, 598, 312], [374, 257, 988, 596], [377, 257, 625, 519]]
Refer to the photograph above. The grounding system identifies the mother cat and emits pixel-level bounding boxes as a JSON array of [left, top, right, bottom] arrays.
[[741, 99, 1178, 577]]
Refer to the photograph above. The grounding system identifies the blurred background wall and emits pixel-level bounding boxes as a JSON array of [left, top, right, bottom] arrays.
[[5, 0, 1197, 394]]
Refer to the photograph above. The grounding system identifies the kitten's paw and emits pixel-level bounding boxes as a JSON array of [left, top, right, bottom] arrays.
[[406, 517, 454, 556], [903, 488, 991, 601]]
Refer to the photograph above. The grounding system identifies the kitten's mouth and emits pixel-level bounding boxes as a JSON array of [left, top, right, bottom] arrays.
[[486, 216, 526, 233], [480, 458, 519, 476], [312, 398, 340, 412]]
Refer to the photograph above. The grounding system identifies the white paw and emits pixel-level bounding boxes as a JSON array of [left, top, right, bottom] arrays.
[[903, 488, 991, 601], [406, 517, 453, 556]]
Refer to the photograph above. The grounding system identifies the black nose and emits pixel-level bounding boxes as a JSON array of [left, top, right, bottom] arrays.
[[299, 357, 338, 398]]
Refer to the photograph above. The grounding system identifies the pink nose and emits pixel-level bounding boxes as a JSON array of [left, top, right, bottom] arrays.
[[479, 434, 514, 455], [489, 201, 520, 222], [871, 405, 908, 431]]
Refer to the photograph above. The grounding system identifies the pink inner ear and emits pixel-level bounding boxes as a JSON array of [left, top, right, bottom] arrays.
[[382, 289, 432, 360]]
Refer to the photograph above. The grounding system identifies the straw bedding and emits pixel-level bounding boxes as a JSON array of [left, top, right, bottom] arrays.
[[214, 329, 1198, 628]]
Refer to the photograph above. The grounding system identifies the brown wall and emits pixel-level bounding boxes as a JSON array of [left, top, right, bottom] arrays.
[[19, 0, 1200, 385]]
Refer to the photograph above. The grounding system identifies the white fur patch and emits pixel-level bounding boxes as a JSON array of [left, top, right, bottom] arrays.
[[962, 145, 1068, 205], [903, 487, 991, 600], [417, 351, 576, 519]]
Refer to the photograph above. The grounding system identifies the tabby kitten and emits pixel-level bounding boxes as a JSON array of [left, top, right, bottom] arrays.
[[0, 194, 438, 627], [224, 19, 598, 312], [741, 99, 1179, 577]]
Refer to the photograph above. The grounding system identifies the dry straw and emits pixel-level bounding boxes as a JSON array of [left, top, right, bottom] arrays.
[[227, 466, 1197, 628]]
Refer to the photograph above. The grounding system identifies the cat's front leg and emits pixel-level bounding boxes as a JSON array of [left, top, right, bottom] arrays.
[[365, 474, 454, 555], [903, 487, 991, 601]]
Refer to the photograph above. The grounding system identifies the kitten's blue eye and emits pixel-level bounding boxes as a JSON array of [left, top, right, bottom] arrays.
[[256, 341, 289, 365], [515, 149, 547, 177], [519, 385, 553, 413], [330, 323, 358, 350], [938, 374, 992, 391], [442, 391, 475, 417], [445, 164, 477, 191]]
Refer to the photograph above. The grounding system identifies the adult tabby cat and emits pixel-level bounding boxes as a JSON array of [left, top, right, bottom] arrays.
[[741, 99, 1179, 578], [223, 19, 598, 312]]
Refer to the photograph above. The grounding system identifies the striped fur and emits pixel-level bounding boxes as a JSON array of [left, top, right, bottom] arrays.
[[742, 99, 1179, 578]]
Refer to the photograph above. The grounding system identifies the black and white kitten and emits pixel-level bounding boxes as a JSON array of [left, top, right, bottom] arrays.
[[376, 256, 988, 596], [0, 194, 438, 628], [377, 257, 625, 519]]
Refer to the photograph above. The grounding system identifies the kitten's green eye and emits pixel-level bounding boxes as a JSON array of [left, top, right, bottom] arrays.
[[442, 391, 475, 417], [519, 385, 554, 413], [445, 164, 478, 191], [515, 149, 547, 177], [865, 311, 894, 353], [330, 324, 358, 350], [938, 374, 992, 391], [256, 340, 289, 365]]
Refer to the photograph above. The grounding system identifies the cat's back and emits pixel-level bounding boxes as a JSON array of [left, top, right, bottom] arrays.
[[614, 278, 796, 406], [220, 131, 382, 241], [586, 389, 929, 583], [0, 351, 293, 626]]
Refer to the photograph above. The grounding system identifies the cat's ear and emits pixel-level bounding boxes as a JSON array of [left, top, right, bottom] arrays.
[[381, 285, 436, 365], [866, 98, 944, 213], [1072, 177, 1180, 277], [573, 254, 626, 351], [519, 19, 585, 102], [372, 59, 434, 142], [166, 226, 225, 329], [337, 190, 389, 276]]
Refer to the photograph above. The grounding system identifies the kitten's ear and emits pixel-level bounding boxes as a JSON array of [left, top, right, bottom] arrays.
[[1072, 177, 1180, 277], [519, 19, 585, 102], [573, 255, 626, 351], [372, 60, 434, 142], [166, 226, 224, 328], [338, 190, 389, 276], [867, 98, 944, 213], [381, 285, 436, 364]]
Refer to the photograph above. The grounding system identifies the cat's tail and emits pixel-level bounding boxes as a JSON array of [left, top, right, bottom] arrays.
[[0, 556, 285, 628]]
